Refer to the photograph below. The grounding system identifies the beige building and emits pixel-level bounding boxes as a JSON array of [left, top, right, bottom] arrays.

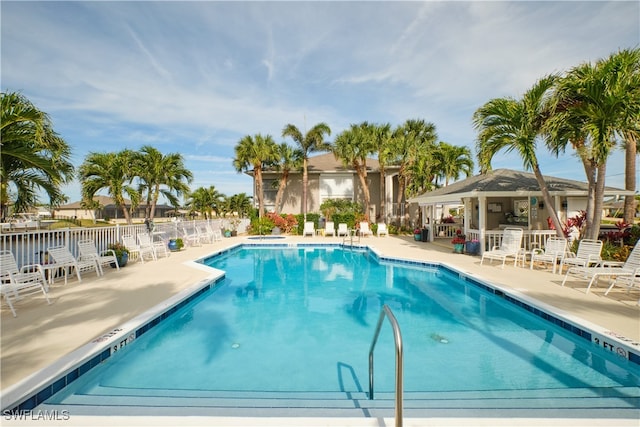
[[54, 196, 174, 221], [255, 153, 408, 223]]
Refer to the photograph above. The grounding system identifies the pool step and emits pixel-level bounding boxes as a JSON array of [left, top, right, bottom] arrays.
[[39, 386, 640, 418]]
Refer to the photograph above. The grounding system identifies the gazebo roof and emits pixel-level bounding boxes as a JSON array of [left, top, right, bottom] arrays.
[[409, 169, 633, 205]]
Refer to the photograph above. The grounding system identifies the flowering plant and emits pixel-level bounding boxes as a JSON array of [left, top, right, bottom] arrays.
[[414, 228, 421, 234], [451, 229, 466, 245]]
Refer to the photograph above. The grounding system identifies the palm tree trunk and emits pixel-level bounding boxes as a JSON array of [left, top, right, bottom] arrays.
[[379, 165, 386, 222], [302, 158, 308, 218], [274, 171, 288, 215], [532, 165, 565, 237], [582, 161, 598, 240], [624, 133, 637, 224], [255, 167, 264, 218]]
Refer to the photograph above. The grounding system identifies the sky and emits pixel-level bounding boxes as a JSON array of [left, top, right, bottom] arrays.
[[1, 1, 639, 206]]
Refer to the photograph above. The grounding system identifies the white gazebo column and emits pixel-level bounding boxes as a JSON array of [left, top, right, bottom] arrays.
[[385, 173, 394, 222], [478, 196, 487, 254]]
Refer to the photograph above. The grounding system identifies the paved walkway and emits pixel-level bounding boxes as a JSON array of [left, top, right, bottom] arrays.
[[1, 235, 639, 424]]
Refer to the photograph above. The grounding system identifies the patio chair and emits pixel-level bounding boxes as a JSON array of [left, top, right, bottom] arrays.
[[377, 223, 388, 237], [46, 245, 100, 284], [78, 239, 119, 275], [559, 239, 603, 273], [207, 225, 223, 242], [138, 232, 168, 259], [604, 271, 640, 305], [359, 222, 373, 237], [530, 236, 568, 274], [562, 241, 640, 294], [181, 227, 201, 247], [303, 221, 315, 237], [122, 234, 156, 263], [337, 223, 349, 237], [196, 224, 214, 244], [324, 221, 335, 237], [0, 250, 51, 317], [480, 227, 524, 268]]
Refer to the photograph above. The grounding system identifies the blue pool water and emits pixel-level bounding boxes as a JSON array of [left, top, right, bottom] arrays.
[[44, 246, 638, 403]]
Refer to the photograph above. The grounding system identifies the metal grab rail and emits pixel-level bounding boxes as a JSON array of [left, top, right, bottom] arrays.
[[368, 304, 403, 427]]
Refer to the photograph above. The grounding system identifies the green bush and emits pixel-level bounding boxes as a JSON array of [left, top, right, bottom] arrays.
[[295, 213, 320, 235]]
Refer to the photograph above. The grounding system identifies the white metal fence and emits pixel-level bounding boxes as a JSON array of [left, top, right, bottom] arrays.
[[0, 218, 249, 268]]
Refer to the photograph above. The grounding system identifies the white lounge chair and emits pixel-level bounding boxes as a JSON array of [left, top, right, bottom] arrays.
[[480, 227, 524, 268], [138, 233, 167, 259], [530, 236, 568, 274], [0, 250, 51, 317], [324, 221, 335, 237], [122, 234, 156, 263], [337, 223, 349, 237], [559, 239, 603, 273], [562, 241, 640, 293], [78, 239, 119, 275], [181, 227, 201, 247], [377, 223, 388, 237], [359, 222, 373, 237], [605, 271, 640, 304], [303, 221, 315, 237], [46, 245, 100, 284]]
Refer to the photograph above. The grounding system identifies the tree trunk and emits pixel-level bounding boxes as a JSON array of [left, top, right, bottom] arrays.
[[582, 160, 598, 240], [379, 165, 386, 223], [532, 165, 564, 238], [274, 171, 288, 215], [255, 167, 264, 218], [624, 133, 637, 224], [355, 161, 370, 220], [302, 157, 308, 218]]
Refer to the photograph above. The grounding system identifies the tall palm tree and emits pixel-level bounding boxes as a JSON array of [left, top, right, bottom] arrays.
[[547, 50, 639, 239], [0, 91, 75, 217], [282, 122, 331, 218], [233, 134, 278, 217], [79, 150, 139, 224], [373, 123, 393, 222], [270, 143, 302, 214], [434, 142, 474, 186], [135, 145, 193, 220], [333, 122, 377, 219], [474, 75, 565, 236], [390, 119, 437, 225]]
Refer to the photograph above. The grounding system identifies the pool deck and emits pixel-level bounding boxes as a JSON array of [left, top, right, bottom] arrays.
[[1, 234, 639, 426]]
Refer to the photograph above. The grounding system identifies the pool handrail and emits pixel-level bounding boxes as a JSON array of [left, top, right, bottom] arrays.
[[368, 304, 403, 427]]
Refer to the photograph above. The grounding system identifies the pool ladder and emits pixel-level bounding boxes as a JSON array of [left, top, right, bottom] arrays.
[[369, 304, 403, 427]]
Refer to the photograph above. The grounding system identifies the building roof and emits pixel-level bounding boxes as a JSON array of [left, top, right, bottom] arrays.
[[58, 196, 172, 209], [258, 152, 394, 176], [408, 168, 634, 205]]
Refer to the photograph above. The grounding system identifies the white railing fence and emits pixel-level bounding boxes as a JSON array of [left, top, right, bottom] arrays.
[[0, 218, 250, 269]]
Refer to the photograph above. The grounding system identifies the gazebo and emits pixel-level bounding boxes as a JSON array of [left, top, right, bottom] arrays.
[[408, 169, 633, 253]]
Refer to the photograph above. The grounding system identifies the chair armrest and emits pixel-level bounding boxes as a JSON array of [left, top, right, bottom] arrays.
[[531, 248, 544, 256], [101, 249, 117, 257], [20, 263, 45, 275]]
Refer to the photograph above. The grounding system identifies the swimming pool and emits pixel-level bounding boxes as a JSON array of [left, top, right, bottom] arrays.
[[6, 244, 640, 418]]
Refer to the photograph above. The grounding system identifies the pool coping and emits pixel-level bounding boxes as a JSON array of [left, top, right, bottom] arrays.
[[2, 242, 639, 414]]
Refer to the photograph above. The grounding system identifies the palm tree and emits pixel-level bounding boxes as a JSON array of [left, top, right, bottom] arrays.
[[433, 142, 474, 187], [373, 123, 393, 222], [229, 193, 253, 217], [186, 186, 221, 219], [474, 75, 565, 236], [79, 150, 139, 224], [233, 134, 278, 217], [389, 119, 438, 225], [0, 91, 75, 218], [135, 146, 193, 220], [270, 143, 302, 214], [547, 50, 640, 239], [282, 122, 331, 218], [333, 122, 377, 219]]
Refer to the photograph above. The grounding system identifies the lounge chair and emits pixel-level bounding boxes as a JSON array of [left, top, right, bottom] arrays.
[[377, 223, 388, 237], [0, 250, 51, 317], [138, 233, 168, 259], [303, 221, 315, 237], [181, 227, 201, 247], [78, 239, 119, 275], [324, 221, 335, 237], [337, 223, 349, 237], [530, 236, 568, 274], [562, 241, 640, 293], [122, 234, 156, 263], [46, 245, 100, 284], [480, 227, 523, 268], [359, 222, 373, 237], [605, 272, 640, 304], [559, 239, 603, 273]]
